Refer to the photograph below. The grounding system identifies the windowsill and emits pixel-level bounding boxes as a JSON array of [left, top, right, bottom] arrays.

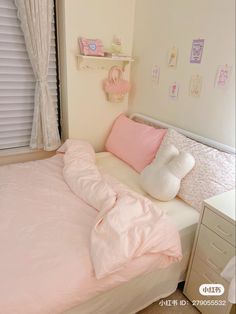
[[0, 147, 56, 166], [0, 147, 41, 157]]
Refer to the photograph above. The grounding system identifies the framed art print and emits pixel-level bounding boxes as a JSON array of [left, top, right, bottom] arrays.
[[189, 75, 202, 97], [215, 65, 232, 89], [152, 65, 160, 83], [169, 82, 179, 99], [168, 47, 178, 68], [190, 39, 205, 64]]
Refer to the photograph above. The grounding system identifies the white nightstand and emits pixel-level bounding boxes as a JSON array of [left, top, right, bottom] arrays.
[[184, 190, 235, 314]]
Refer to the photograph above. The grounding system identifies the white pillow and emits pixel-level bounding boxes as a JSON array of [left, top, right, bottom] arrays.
[[158, 129, 235, 211], [140, 144, 195, 201]]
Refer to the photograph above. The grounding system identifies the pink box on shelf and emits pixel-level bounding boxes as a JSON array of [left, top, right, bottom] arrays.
[[78, 37, 104, 56]]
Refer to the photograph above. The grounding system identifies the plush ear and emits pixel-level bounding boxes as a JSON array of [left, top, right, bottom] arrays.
[[168, 152, 195, 179], [154, 143, 179, 167]]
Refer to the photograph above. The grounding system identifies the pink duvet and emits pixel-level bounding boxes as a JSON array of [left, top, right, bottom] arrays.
[[61, 140, 182, 279], [0, 140, 182, 314]]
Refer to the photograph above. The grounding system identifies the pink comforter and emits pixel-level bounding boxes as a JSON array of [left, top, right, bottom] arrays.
[[0, 141, 181, 314], [61, 140, 182, 279]]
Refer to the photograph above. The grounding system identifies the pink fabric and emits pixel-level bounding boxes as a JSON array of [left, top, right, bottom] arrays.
[[103, 66, 130, 94], [60, 140, 117, 212], [92, 176, 182, 278], [79, 37, 104, 56], [61, 140, 182, 279], [0, 141, 181, 314], [105, 114, 167, 172]]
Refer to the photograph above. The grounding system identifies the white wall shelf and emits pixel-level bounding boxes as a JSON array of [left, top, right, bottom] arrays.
[[77, 54, 134, 70]]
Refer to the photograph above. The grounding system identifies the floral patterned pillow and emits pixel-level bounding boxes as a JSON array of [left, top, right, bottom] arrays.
[[157, 129, 235, 211]]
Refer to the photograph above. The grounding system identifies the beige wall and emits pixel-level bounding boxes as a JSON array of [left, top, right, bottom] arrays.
[[130, 0, 235, 148], [57, 0, 136, 152]]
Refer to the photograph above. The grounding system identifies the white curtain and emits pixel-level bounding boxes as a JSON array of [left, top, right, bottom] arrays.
[[15, 0, 61, 151]]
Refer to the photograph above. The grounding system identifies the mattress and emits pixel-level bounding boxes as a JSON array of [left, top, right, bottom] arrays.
[[96, 152, 199, 232], [0, 153, 199, 314], [96, 152, 199, 276]]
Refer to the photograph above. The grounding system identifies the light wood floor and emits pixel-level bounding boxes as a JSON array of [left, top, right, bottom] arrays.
[[137, 289, 200, 314]]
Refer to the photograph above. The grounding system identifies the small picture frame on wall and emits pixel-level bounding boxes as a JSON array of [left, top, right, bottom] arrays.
[[215, 65, 232, 89], [189, 75, 202, 97], [151, 65, 160, 83], [169, 82, 179, 99], [190, 39, 205, 64], [168, 47, 178, 68]]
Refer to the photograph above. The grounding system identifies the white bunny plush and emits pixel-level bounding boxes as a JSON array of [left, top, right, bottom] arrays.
[[140, 144, 195, 201]]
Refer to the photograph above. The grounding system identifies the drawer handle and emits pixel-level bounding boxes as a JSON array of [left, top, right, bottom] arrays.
[[216, 225, 231, 237], [210, 242, 226, 255], [206, 258, 220, 271]]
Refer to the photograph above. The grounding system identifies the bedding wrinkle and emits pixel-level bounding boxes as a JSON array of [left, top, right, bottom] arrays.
[[0, 142, 185, 314], [61, 140, 182, 279], [62, 140, 117, 212]]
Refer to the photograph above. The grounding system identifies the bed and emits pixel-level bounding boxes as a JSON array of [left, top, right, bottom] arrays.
[[1, 113, 233, 314]]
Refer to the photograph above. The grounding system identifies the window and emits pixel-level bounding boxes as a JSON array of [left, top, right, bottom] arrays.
[[0, 0, 58, 150]]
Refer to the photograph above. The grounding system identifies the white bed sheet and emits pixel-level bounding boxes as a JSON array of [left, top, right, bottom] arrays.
[[64, 152, 199, 314], [96, 152, 199, 232]]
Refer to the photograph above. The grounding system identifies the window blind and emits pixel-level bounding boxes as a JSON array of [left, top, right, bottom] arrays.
[[0, 0, 58, 150]]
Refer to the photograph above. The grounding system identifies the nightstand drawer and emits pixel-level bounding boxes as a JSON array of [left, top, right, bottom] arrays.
[[203, 207, 235, 246], [195, 225, 235, 274], [192, 256, 229, 288], [186, 259, 230, 314]]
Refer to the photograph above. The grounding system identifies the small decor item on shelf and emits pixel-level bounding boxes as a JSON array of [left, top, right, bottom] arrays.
[[104, 51, 132, 60], [111, 35, 122, 55], [78, 37, 104, 56], [103, 66, 130, 103]]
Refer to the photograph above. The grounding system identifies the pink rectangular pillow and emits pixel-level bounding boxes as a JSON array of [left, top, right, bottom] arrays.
[[105, 114, 167, 172]]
